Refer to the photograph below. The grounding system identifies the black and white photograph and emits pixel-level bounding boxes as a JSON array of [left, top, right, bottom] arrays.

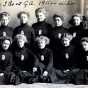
[[0, 0, 88, 88]]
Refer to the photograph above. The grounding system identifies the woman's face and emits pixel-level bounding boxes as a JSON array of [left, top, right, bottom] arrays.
[[73, 16, 81, 26], [62, 38, 70, 47], [2, 40, 10, 50], [36, 12, 46, 22], [54, 17, 63, 27], [20, 13, 28, 24], [38, 40, 46, 49], [17, 39, 25, 48], [82, 41, 88, 51], [1, 16, 9, 26]]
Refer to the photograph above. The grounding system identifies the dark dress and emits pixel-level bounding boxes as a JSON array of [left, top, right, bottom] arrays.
[[75, 49, 88, 85], [50, 26, 68, 67], [33, 47, 53, 83], [0, 48, 13, 84], [69, 24, 83, 47], [54, 44, 80, 84], [12, 46, 37, 84], [59, 45, 79, 70], [32, 21, 52, 38]]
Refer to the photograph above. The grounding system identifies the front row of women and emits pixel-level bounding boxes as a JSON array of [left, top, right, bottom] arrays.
[[0, 32, 88, 85]]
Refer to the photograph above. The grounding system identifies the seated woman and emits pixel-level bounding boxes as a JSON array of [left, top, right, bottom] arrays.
[[0, 36, 13, 84], [34, 36, 53, 83], [54, 33, 80, 84], [12, 34, 38, 84], [75, 37, 88, 85]]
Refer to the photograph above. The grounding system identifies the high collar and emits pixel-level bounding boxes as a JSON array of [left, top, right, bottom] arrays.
[[62, 44, 72, 49], [37, 47, 47, 53], [1, 25, 8, 28], [37, 21, 46, 24], [54, 26, 64, 30], [20, 23, 28, 27], [16, 45, 26, 51], [0, 48, 9, 52], [73, 24, 83, 28], [83, 50, 88, 55]]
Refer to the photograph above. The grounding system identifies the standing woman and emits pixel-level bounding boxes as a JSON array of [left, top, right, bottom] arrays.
[[51, 14, 68, 68], [13, 11, 35, 48], [32, 7, 52, 38], [0, 12, 13, 37], [69, 14, 84, 48]]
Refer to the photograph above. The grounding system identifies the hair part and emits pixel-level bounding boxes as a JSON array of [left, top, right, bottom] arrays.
[[53, 14, 64, 21], [17, 11, 30, 19], [0, 12, 10, 20], [35, 7, 48, 17]]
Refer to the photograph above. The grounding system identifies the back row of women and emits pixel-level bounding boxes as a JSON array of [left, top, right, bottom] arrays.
[[0, 7, 88, 85]]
